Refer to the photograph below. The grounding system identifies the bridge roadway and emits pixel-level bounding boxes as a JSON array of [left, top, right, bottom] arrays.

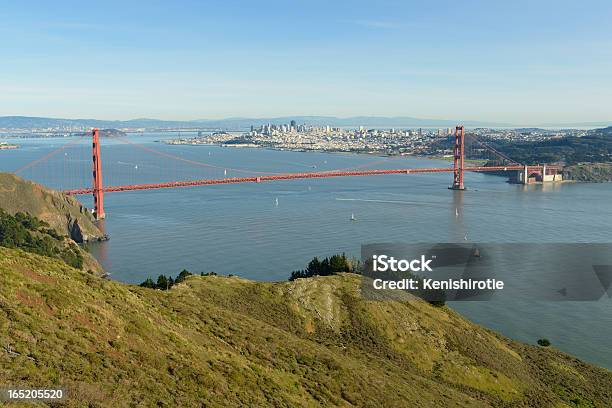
[[63, 165, 557, 195]]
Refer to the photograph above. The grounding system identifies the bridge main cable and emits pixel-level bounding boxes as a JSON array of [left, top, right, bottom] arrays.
[[13, 135, 85, 174], [63, 165, 556, 195], [107, 133, 399, 175], [107, 134, 285, 175]]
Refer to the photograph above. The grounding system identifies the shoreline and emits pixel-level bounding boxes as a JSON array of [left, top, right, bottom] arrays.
[[160, 139, 446, 161], [0, 144, 19, 150]]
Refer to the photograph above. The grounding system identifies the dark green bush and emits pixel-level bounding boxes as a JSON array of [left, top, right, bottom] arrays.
[[0, 209, 83, 269], [289, 253, 356, 281], [140, 269, 193, 290], [537, 338, 551, 347]]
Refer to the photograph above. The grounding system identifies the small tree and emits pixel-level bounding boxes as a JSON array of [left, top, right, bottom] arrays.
[[175, 269, 193, 284], [320, 258, 331, 276], [140, 278, 156, 288], [306, 257, 321, 276], [156, 274, 170, 290], [329, 253, 350, 274]]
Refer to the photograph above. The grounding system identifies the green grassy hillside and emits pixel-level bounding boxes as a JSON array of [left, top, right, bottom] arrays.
[[1, 247, 610, 407]]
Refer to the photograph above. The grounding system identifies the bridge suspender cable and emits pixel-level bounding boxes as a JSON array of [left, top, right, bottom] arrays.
[[465, 134, 521, 166], [107, 134, 284, 175], [13, 135, 85, 175], [107, 133, 398, 175]]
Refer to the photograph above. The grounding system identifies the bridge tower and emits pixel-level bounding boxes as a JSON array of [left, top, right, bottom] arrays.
[[92, 128, 105, 219], [450, 125, 465, 190]]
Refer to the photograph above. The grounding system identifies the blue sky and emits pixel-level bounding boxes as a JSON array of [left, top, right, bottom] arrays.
[[2, 0, 612, 123]]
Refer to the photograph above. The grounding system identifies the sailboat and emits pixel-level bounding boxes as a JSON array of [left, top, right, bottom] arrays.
[[350, 213, 356, 222], [224, 169, 227, 176], [455, 208, 459, 217], [274, 197, 279, 206]]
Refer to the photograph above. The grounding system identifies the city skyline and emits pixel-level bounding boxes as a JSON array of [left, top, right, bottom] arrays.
[[2, 0, 612, 123]]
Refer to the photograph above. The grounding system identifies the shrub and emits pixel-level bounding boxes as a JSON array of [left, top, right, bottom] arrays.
[[201, 271, 218, 276], [140, 269, 193, 290], [537, 338, 551, 347], [140, 278, 156, 289], [175, 269, 193, 284], [61, 243, 84, 269]]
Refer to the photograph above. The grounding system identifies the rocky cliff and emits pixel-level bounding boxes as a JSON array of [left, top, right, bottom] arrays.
[[0, 172, 103, 242], [0, 172, 105, 275]]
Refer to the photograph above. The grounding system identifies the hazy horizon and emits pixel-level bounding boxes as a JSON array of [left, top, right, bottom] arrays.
[[0, 114, 610, 129]]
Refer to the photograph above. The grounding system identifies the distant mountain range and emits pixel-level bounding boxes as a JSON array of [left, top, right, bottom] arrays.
[[0, 116, 198, 130], [0, 115, 505, 130], [0, 115, 609, 130]]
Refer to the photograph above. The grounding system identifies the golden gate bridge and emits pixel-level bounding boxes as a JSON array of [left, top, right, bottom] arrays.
[[13, 126, 560, 220]]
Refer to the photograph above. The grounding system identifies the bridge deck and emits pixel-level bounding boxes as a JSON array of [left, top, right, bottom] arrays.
[[63, 165, 559, 195]]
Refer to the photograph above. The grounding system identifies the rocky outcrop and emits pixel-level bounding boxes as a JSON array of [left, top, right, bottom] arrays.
[[0, 172, 105, 276], [0, 172, 104, 242]]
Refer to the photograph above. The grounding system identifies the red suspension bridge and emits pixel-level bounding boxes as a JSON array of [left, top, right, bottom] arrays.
[[13, 126, 560, 219]]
